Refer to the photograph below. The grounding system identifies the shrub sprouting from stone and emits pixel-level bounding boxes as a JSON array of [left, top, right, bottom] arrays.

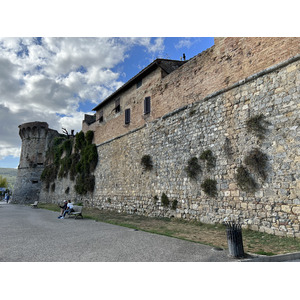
[[161, 193, 170, 207], [246, 114, 270, 139], [171, 199, 178, 210], [75, 174, 95, 195], [41, 130, 98, 195], [85, 130, 94, 145], [75, 131, 86, 152], [244, 148, 268, 180], [200, 149, 216, 170], [201, 178, 217, 197], [141, 155, 153, 171], [235, 165, 257, 193], [185, 157, 201, 179], [41, 164, 59, 186]]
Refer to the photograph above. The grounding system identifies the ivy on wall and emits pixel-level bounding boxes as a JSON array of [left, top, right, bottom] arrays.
[[41, 130, 98, 195]]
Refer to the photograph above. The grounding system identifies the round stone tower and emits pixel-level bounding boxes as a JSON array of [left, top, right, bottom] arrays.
[[12, 121, 59, 204]]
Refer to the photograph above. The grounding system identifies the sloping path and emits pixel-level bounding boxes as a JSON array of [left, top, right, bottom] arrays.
[[0, 202, 237, 262]]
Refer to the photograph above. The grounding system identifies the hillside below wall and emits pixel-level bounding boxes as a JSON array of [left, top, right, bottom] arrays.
[[40, 56, 300, 237]]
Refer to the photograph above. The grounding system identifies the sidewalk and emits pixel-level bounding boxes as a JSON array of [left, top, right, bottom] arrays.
[[0, 202, 237, 262]]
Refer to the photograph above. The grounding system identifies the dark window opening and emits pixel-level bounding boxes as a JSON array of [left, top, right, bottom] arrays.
[[136, 79, 142, 89], [125, 108, 131, 124], [144, 97, 151, 114], [32, 180, 38, 184], [99, 110, 104, 123], [37, 163, 43, 166], [115, 98, 121, 113]]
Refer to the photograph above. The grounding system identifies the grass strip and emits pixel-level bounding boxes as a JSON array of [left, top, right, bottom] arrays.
[[38, 203, 300, 256]]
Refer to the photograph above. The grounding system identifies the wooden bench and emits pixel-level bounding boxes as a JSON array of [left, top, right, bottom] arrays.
[[30, 201, 39, 208], [67, 205, 83, 219]]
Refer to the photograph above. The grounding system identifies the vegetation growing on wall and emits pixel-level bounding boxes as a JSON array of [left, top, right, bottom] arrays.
[[201, 178, 217, 197], [161, 192, 170, 207], [41, 130, 98, 195], [200, 150, 216, 170], [244, 148, 268, 180], [246, 114, 270, 139], [171, 199, 178, 210], [235, 165, 257, 193], [185, 157, 201, 179], [141, 155, 153, 171]]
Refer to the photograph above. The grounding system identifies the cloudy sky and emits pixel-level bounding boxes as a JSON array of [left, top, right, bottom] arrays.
[[0, 37, 214, 168]]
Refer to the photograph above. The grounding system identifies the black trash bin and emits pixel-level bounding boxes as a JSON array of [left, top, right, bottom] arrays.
[[225, 222, 245, 258]]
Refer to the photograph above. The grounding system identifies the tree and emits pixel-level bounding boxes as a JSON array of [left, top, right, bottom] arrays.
[[0, 175, 8, 189]]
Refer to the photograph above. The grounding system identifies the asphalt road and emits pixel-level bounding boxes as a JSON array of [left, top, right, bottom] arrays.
[[0, 202, 237, 262]]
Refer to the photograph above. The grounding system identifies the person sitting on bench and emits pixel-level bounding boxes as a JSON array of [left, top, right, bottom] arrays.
[[59, 200, 74, 219], [58, 200, 67, 219]]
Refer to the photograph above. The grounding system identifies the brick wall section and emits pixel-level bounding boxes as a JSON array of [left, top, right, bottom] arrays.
[[84, 37, 300, 145], [40, 57, 300, 237], [83, 67, 163, 144]]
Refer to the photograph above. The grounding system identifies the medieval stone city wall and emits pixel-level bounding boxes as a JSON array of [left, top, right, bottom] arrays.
[[40, 55, 300, 237]]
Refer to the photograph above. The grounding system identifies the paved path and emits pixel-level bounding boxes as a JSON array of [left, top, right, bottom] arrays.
[[0, 202, 237, 262]]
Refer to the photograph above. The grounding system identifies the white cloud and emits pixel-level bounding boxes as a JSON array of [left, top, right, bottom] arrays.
[[0, 37, 167, 165], [175, 38, 194, 49]]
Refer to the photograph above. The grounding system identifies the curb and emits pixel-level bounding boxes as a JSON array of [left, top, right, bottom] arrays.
[[239, 252, 300, 262]]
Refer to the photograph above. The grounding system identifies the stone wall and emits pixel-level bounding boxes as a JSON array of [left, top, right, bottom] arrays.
[[84, 37, 300, 146], [40, 55, 300, 237]]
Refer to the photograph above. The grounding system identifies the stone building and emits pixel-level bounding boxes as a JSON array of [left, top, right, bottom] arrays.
[[13, 122, 59, 204], [17, 37, 300, 237]]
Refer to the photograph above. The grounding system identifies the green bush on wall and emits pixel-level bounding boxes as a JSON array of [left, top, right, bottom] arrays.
[[141, 155, 153, 171], [185, 157, 201, 179], [41, 130, 98, 195], [161, 193, 170, 207], [200, 150, 216, 170], [235, 165, 257, 193], [171, 200, 178, 210], [244, 148, 268, 181], [201, 178, 217, 197], [246, 114, 270, 139]]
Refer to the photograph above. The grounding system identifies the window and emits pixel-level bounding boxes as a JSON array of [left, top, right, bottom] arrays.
[[115, 98, 120, 113], [31, 180, 38, 184], [99, 110, 104, 123], [136, 79, 142, 89], [125, 108, 130, 124], [144, 97, 151, 114]]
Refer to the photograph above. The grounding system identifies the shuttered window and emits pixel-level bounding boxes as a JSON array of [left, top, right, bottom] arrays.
[[125, 108, 130, 124], [144, 97, 151, 114], [99, 110, 103, 122], [136, 79, 142, 89], [115, 98, 121, 113]]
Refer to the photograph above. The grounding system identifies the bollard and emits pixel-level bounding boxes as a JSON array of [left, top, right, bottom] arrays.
[[225, 222, 245, 258]]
